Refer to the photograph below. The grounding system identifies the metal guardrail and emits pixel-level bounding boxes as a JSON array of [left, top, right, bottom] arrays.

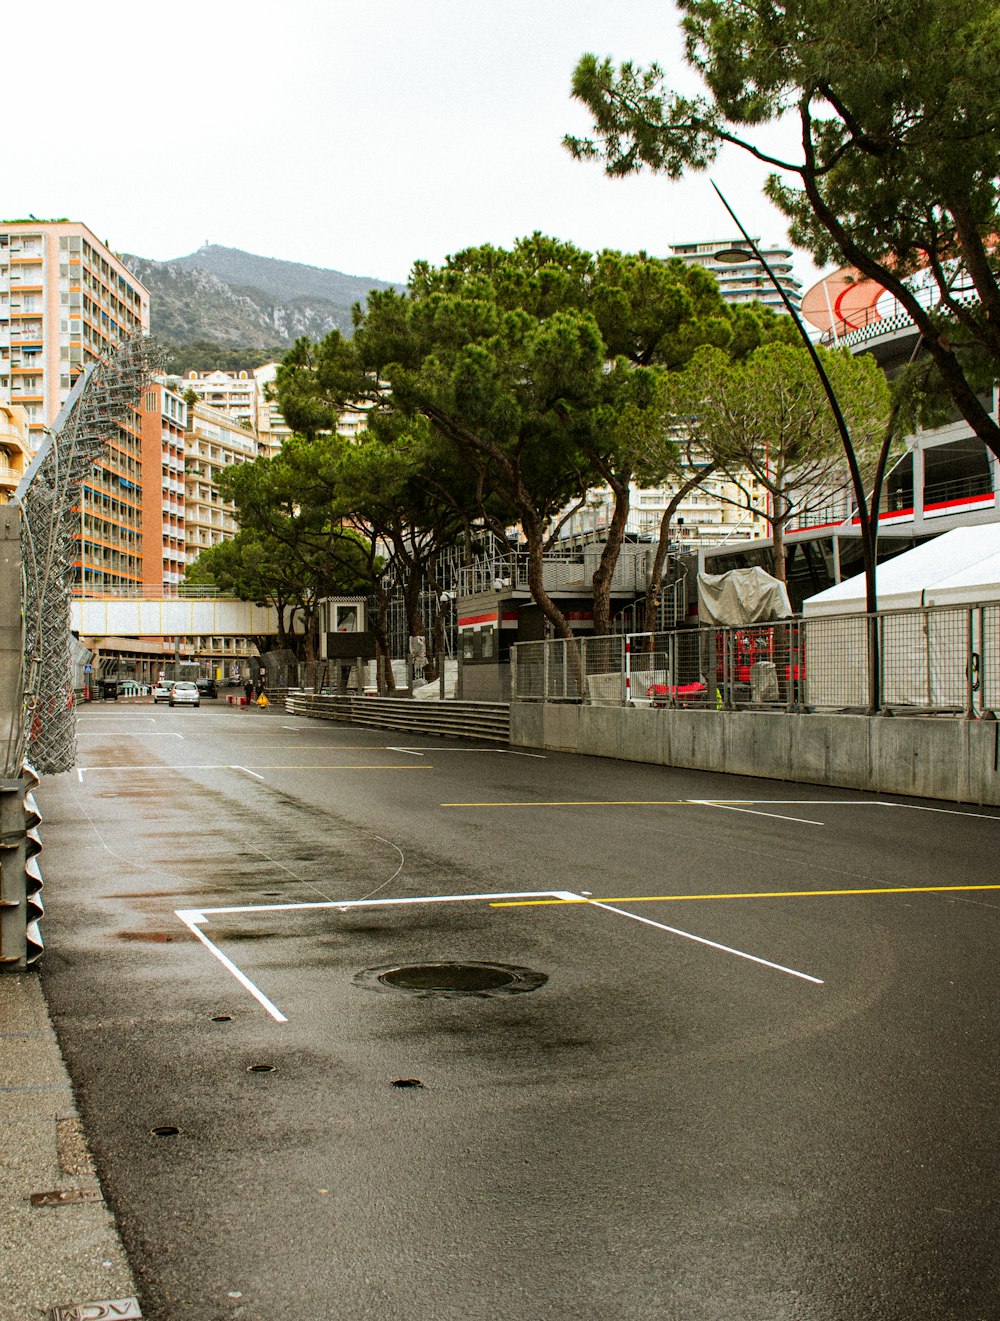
[[285, 693, 511, 741], [512, 603, 1000, 716], [0, 768, 43, 971]]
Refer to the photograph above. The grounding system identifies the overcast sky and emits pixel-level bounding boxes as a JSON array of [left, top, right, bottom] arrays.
[[9, 0, 827, 292]]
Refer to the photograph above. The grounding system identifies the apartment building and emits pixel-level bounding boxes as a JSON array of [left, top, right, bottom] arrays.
[[184, 400, 261, 564], [140, 380, 188, 592], [175, 365, 291, 459], [0, 399, 30, 502], [669, 238, 802, 313], [564, 466, 769, 551], [0, 220, 151, 594], [0, 220, 149, 442]]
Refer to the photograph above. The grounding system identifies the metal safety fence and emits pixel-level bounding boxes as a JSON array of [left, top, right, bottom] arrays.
[[512, 603, 1000, 716]]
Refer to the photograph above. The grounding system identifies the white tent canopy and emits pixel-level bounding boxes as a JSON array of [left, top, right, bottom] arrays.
[[802, 525, 1000, 616], [800, 525, 1000, 711]]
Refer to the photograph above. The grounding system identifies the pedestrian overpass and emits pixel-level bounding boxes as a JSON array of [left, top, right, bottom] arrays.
[[71, 597, 282, 638]]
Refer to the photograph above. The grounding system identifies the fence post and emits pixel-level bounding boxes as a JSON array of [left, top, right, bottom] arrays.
[[542, 640, 550, 702], [979, 607, 987, 716], [724, 629, 735, 710], [966, 608, 976, 719], [785, 620, 795, 712], [624, 636, 632, 706]]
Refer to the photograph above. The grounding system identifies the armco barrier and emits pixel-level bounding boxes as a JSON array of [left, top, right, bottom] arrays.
[[285, 693, 510, 742], [0, 770, 43, 970]]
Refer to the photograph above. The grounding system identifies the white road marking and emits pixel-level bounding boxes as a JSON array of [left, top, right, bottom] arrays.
[[77, 732, 184, 739], [878, 802, 1000, 821], [697, 799, 882, 806], [386, 746, 543, 757], [586, 899, 825, 985], [232, 765, 265, 781], [175, 911, 288, 1023], [176, 890, 577, 1021], [690, 799, 825, 827]]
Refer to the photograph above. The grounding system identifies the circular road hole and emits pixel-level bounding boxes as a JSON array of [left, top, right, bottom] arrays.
[[356, 961, 547, 999], [150, 1125, 181, 1137], [246, 1063, 277, 1074]]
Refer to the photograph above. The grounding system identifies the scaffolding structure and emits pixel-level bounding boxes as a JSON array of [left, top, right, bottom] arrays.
[[9, 336, 162, 776]]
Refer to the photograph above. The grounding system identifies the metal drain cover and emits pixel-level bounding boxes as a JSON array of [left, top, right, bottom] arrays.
[[356, 961, 547, 998]]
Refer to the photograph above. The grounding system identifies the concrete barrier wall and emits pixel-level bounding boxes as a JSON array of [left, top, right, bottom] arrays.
[[510, 704, 1000, 806]]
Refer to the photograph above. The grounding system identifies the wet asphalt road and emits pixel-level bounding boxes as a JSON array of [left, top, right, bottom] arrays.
[[37, 701, 1000, 1320]]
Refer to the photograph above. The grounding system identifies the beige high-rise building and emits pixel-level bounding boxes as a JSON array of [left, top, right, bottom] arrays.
[[174, 364, 291, 459], [184, 400, 262, 564], [669, 238, 802, 313], [0, 220, 151, 594]]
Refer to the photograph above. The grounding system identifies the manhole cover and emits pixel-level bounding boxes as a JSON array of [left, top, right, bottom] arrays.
[[356, 961, 547, 999]]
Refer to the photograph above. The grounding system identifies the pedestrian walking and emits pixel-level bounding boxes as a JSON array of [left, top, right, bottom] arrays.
[[243, 679, 254, 706]]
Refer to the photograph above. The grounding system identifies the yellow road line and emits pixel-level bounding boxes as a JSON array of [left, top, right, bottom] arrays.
[[491, 883, 1000, 907]]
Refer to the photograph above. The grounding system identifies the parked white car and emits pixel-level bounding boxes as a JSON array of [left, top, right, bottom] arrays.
[[152, 681, 172, 704]]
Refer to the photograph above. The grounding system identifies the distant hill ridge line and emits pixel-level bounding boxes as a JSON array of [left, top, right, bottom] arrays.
[[166, 244, 401, 305], [123, 244, 403, 350]]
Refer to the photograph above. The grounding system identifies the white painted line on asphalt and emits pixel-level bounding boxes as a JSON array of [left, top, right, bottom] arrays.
[[586, 899, 825, 985], [696, 799, 882, 806], [386, 746, 546, 758], [77, 765, 231, 781], [175, 910, 288, 1023], [878, 802, 1000, 821], [176, 890, 576, 1021], [232, 765, 265, 781], [690, 799, 825, 826], [77, 732, 184, 739], [188, 889, 576, 918]]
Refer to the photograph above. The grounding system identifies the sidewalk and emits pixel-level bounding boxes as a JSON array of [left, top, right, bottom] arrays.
[[0, 970, 140, 1321]]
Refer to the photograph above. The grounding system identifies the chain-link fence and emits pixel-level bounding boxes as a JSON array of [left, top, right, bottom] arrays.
[[512, 604, 1000, 716]]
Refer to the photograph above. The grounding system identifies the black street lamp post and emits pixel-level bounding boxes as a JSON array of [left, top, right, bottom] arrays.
[[710, 181, 890, 711]]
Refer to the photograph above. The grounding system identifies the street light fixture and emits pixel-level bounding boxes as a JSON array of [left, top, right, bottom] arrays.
[[709, 181, 887, 710], [711, 247, 756, 265]]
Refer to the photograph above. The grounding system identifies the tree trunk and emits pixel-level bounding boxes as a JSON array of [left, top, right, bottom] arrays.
[[590, 481, 630, 637], [371, 581, 395, 694], [642, 467, 715, 639], [771, 511, 787, 583], [524, 523, 583, 697]]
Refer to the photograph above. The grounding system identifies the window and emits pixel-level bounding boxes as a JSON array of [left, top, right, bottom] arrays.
[[334, 605, 361, 633]]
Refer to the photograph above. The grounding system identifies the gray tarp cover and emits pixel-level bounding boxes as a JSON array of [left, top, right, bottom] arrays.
[[697, 567, 792, 626]]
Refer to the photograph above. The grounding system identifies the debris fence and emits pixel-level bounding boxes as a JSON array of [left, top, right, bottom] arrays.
[[511, 604, 1000, 716]]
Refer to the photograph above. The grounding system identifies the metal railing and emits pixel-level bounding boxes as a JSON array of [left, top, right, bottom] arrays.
[[512, 603, 1000, 716]]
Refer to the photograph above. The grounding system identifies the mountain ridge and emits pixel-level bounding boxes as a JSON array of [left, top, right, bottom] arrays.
[[123, 245, 403, 350]]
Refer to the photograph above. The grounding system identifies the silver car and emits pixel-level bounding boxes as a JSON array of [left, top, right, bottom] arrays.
[[168, 681, 200, 708]]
